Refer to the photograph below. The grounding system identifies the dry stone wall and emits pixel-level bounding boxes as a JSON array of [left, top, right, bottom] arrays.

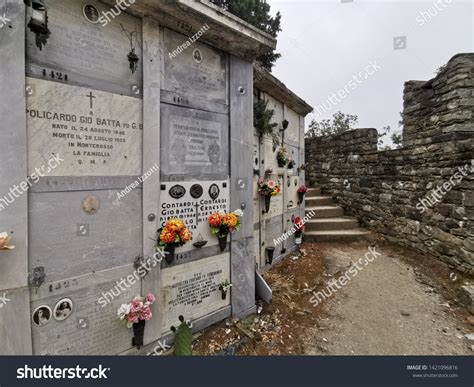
[[305, 54, 474, 276]]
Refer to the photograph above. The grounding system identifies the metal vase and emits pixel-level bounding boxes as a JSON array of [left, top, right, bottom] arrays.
[[132, 320, 146, 349]]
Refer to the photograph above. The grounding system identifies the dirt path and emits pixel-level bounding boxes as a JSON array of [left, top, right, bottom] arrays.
[[305, 241, 473, 355]]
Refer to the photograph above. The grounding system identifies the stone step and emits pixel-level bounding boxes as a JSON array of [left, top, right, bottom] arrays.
[[306, 206, 345, 218], [305, 217, 360, 231], [305, 196, 333, 206], [304, 229, 371, 242], [306, 187, 321, 197]]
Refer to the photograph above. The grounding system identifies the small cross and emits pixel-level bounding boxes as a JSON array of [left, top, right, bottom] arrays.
[[86, 92, 96, 109]]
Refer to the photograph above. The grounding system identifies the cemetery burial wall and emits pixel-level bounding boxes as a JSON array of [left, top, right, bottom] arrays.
[[0, 0, 262, 355], [253, 65, 312, 269], [305, 54, 474, 276]]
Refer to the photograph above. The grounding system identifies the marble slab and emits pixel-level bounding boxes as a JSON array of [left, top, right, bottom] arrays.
[[26, 77, 142, 176], [163, 28, 227, 105], [26, 0, 143, 97], [284, 106, 301, 147], [159, 180, 230, 253], [160, 104, 229, 178], [31, 265, 141, 355], [161, 254, 230, 331]]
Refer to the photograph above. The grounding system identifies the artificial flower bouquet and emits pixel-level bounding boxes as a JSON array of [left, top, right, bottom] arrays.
[[297, 185, 308, 203], [118, 293, 156, 349], [158, 218, 192, 263], [208, 210, 243, 251], [0, 232, 15, 250], [276, 147, 289, 167]]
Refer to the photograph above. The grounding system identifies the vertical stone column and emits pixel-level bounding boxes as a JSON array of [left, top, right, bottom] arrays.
[[141, 17, 162, 345], [229, 56, 256, 317], [0, 1, 32, 355]]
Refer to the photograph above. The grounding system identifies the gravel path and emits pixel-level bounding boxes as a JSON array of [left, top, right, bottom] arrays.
[[305, 241, 473, 355]]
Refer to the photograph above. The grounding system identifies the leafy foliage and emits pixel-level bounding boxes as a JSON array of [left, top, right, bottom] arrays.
[[210, 0, 282, 70], [305, 111, 359, 138], [254, 99, 278, 137]]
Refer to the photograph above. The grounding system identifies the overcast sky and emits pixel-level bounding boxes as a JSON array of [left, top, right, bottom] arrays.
[[267, 0, 473, 143]]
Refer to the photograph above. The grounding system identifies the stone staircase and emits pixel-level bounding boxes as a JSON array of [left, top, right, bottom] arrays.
[[304, 186, 370, 242]]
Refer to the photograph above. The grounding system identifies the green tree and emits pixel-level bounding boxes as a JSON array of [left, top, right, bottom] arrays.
[[305, 111, 358, 138], [210, 0, 282, 71]]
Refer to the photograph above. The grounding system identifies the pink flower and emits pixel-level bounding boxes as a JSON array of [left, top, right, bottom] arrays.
[[267, 180, 276, 189], [130, 299, 143, 313], [145, 293, 156, 304]]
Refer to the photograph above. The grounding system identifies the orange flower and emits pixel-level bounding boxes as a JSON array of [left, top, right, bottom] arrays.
[[223, 213, 238, 228], [208, 212, 223, 228], [166, 218, 185, 232], [180, 228, 192, 243], [160, 228, 177, 244]]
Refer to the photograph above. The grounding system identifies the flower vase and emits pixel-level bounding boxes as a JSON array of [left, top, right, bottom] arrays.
[[218, 234, 228, 252], [221, 289, 228, 300], [132, 320, 146, 349], [264, 194, 271, 213], [164, 245, 175, 265], [298, 192, 305, 204], [295, 232, 303, 245], [266, 247, 275, 265]]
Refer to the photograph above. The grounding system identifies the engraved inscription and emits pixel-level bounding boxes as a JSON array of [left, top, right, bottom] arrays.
[[26, 78, 142, 176]]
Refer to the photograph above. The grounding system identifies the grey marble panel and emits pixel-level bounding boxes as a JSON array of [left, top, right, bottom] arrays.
[[28, 189, 142, 283], [26, 0, 143, 97], [0, 0, 29, 293], [160, 104, 229, 179], [265, 215, 283, 253], [0, 288, 32, 355], [163, 28, 227, 105], [229, 57, 253, 241], [142, 16, 163, 346], [30, 265, 141, 355], [231, 237, 255, 317]]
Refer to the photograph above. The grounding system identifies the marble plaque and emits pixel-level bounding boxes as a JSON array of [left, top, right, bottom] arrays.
[[31, 270, 141, 355], [26, 78, 142, 176], [164, 29, 227, 105], [267, 186, 284, 218], [288, 175, 300, 209], [159, 180, 230, 253], [266, 94, 284, 128], [161, 254, 230, 331], [161, 104, 229, 177], [26, 0, 143, 96], [285, 107, 301, 146], [287, 144, 300, 175], [263, 137, 279, 174], [265, 215, 283, 250]]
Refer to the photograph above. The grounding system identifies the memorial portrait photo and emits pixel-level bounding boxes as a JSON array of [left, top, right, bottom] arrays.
[[32, 306, 52, 327], [54, 299, 73, 321]]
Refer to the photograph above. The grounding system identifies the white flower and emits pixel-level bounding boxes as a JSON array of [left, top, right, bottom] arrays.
[[117, 304, 130, 320], [234, 209, 244, 217]]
